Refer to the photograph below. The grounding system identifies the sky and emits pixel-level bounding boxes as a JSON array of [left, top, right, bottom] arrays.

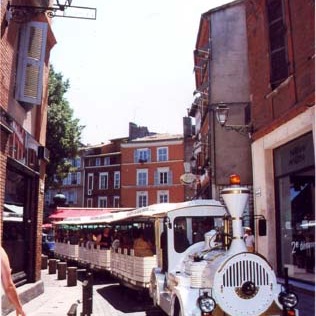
[[50, 0, 233, 145]]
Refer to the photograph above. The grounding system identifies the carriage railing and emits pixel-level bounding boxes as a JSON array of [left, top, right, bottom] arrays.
[[54, 241, 157, 288]]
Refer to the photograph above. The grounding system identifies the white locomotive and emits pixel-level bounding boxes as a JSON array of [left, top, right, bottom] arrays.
[[53, 176, 298, 316], [148, 176, 298, 316]]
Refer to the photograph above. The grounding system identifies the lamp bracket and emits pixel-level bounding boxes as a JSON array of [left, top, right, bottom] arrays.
[[224, 124, 253, 137], [6, 1, 97, 23]]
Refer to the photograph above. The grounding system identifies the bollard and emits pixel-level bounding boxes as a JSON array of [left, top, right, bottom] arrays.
[[81, 272, 93, 316], [41, 255, 48, 270], [57, 262, 67, 280], [67, 303, 78, 316], [48, 259, 57, 274], [67, 267, 78, 287]]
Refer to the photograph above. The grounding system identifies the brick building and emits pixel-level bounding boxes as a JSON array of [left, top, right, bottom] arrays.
[[245, 0, 315, 283], [121, 133, 185, 207], [0, 0, 56, 306], [189, 0, 315, 285], [83, 138, 124, 208]]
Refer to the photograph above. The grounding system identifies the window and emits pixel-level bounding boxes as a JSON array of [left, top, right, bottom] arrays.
[[87, 198, 93, 207], [99, 172, 108, 189], [71, 157, 81, 168], [98, 196, 107, 207], [137, 191, 148, 207], [104, 157, 110, 165], [63, 172, 81, 186], [267, 0, 288, 89], [66, 191, 77, 204], [87, 173, 94, 190], [158, 190, 169, 203], [154, 168, 172, 185], [137, 169, 148, 186], [113, 196, 120, 207], [95, 158, 101, 166], [114, 171, 120, 189], [134, 148, 151, 163], [157, 147, 168, 161], [71, 172, 81, 185], [15, 21, 48, 106], [174, 216, 224, 253], [75, 158, 81, 168]]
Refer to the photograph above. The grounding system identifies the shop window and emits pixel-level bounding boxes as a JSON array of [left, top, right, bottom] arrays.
[[274, 133, 315, 282]]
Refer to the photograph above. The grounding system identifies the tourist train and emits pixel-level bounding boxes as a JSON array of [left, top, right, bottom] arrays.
[[53, 175, 298, 316]]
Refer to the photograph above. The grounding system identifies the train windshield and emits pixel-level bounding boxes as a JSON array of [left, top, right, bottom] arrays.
[[174, 216, 224, 253]]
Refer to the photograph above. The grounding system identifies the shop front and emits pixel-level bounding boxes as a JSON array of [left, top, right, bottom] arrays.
[[274, 132, 315, 283], [1, 115, 46, 286]]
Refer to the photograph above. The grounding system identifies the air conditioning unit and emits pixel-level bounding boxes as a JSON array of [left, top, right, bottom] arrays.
[[87, 189, 92, 196]]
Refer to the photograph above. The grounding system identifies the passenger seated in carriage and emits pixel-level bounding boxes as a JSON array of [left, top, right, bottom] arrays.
[[133, 228, 154, 257]]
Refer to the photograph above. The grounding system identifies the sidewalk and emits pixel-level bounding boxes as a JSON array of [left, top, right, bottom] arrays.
[[6, 269, 119, 316], [5, 267, 314, 316]]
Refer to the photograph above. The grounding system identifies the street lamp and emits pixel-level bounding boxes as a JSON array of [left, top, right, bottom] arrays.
[[214, 103, 253, 137]]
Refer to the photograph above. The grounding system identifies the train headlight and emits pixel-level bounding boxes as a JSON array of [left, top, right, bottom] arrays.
[[278, 291, 299, 309], [241, 281, 256, 297], [198, 292, 216, 313]]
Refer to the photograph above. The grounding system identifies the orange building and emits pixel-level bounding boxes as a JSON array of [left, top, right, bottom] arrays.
[[121, 134, 185, 207]]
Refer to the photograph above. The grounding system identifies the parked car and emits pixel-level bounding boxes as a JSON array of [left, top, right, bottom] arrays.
[[42, 233, 55, 257]]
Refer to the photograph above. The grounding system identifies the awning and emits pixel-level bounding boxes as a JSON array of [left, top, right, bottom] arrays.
[[4, 203, 23, 215], [49, 207, 131, 221], [3, 203, 23, 221]]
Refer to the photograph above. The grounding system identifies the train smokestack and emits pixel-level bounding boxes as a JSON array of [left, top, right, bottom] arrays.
[[221, 175, 249, 255]]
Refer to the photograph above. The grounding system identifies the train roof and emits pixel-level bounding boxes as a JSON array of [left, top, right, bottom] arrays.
[[56, 200, 225, 226]]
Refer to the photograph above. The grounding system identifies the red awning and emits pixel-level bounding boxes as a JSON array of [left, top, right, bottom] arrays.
[[49, 208, 113, 221]]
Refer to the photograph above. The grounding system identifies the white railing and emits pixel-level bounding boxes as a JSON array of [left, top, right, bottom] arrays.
[[54, 242, 157, 288], [111, 248, 157, 288]]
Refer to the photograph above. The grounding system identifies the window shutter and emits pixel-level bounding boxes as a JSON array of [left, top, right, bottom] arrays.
[[154, 171, 158, 185], [168, 170, 173, 184], [147, 149, 151, 162], [15, 21, 48, 106], [134, 150, 138, 163], [77, 172, 81, 185]]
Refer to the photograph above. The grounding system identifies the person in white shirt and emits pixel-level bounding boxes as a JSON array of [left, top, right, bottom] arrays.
[[244, 228, 255, 252]]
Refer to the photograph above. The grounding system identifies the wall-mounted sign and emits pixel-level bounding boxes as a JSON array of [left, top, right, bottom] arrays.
[[180, 173, 196, 185]]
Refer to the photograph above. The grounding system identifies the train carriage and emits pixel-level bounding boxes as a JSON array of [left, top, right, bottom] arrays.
[[53, 176, 298, 316]]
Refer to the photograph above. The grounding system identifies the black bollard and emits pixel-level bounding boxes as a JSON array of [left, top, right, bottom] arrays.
[[41, 255, 48, 270], [67, 267, 78, 286], [81, 272, 93, 316], [48, 259, 57, 274], [57, 262, 67, 280]]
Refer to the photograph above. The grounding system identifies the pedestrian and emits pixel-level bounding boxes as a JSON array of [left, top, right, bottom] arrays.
[[1, 246, 26, 316], [244, 228, 255, 252]]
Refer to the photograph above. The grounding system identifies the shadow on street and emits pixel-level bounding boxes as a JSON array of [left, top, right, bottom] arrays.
[[96, 283, 165, 315]]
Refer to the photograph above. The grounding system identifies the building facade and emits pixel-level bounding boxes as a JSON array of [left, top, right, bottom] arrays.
[[83, 139, 123, 208], [121, 134, 185, 207], [245, 0, 315, 283], [189, 0, 253, 218], [189, 0, 314, 286], [0, 0, 56, 303]]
